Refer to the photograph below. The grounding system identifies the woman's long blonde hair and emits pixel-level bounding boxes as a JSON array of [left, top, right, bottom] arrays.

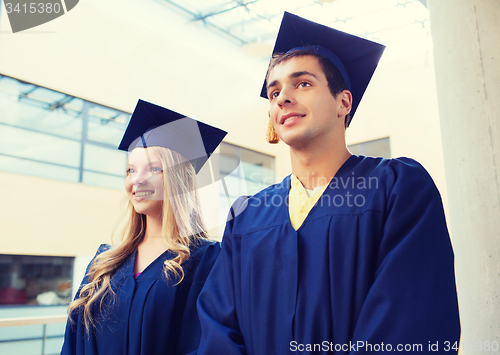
[[68, 147, 208, 331]]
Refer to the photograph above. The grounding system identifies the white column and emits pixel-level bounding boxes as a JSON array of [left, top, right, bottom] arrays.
[[428, 0, 500, 352]]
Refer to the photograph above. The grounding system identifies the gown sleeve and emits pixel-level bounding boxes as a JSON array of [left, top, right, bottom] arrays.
[[71, 244, 111, 302], [349, 158, 460, 353], [60, 244, 110, 355], [197, 198, 248, 355], [174, 241, 222, 355]]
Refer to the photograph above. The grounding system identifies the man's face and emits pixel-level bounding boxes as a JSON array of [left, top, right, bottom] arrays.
[[267, 55, 346, 149]]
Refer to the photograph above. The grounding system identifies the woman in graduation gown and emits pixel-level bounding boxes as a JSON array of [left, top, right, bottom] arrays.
[[61, 99, 227, 355]]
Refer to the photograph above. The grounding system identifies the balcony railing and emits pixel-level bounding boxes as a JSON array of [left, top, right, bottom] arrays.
[[0, 315, 67, 355]]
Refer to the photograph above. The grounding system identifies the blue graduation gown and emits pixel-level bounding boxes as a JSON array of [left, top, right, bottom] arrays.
[[197, 156, 460, 354], [61, 239, 220, 355]]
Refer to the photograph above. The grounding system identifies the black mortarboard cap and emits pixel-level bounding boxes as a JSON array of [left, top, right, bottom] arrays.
[[118, 100, 227, 174], [261, 12, 386, 120]]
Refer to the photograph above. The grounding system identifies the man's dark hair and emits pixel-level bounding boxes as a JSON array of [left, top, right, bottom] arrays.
[[267, 50, 352, 128]]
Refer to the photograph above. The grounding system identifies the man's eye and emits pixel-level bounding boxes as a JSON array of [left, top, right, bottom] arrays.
[[270, 91, 279, 99], [298, 82, 311, 88]]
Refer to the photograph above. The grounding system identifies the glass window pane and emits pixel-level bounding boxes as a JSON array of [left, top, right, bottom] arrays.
[[243, 179, 264, 196], [219, 142, 275, 199], [219, 153, 240, 176], [82, 171, 126, 190], [240, 148, 274, 170], [242, 162, 275, 195], [219, 174, 243, 200], [0, 75, 134, 189], [87, 104, 130, 147], [220, 142, 238, 156], [241, 161, 275, 183], [0, 155, 79, 183], [0, 76, 83, 140], [0, 255, 73, 307], [83, 144, 127, 176], [348, 137, 391, 158], [0, 125, 81, 167], [219, 194, 235, 222]]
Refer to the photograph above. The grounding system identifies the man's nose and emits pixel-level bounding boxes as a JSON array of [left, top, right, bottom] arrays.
[[277, 88, 295, 106]]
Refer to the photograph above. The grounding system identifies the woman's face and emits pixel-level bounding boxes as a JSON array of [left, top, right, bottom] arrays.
[[125, 148, 165, 217]]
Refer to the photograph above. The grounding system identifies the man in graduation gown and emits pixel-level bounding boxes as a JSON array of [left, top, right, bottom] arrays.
[[197, 12, 460, 354]]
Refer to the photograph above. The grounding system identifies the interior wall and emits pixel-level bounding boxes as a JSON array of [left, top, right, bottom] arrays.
[[0, 171, 123, 257], [348, 48, 449, 214]]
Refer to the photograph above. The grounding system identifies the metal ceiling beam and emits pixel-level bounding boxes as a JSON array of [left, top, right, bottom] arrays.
[[225, 2, 317, 31], [20, 86, 38, 97], [159, 0, 248, 45], [49, 95, 74, 111], [193, 0, 261, 21]]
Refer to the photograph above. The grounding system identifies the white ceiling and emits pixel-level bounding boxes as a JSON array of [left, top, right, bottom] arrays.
[[157, 0, 430, 54]]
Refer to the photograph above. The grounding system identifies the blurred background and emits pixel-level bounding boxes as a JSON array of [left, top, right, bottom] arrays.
[[0, 0, 498, 354]]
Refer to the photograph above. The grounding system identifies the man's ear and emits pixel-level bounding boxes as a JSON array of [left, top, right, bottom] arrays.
[[338, 90, 353, 117]]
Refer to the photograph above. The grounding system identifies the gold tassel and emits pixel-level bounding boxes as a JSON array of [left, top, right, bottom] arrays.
[[266, 119, 280, 144]]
